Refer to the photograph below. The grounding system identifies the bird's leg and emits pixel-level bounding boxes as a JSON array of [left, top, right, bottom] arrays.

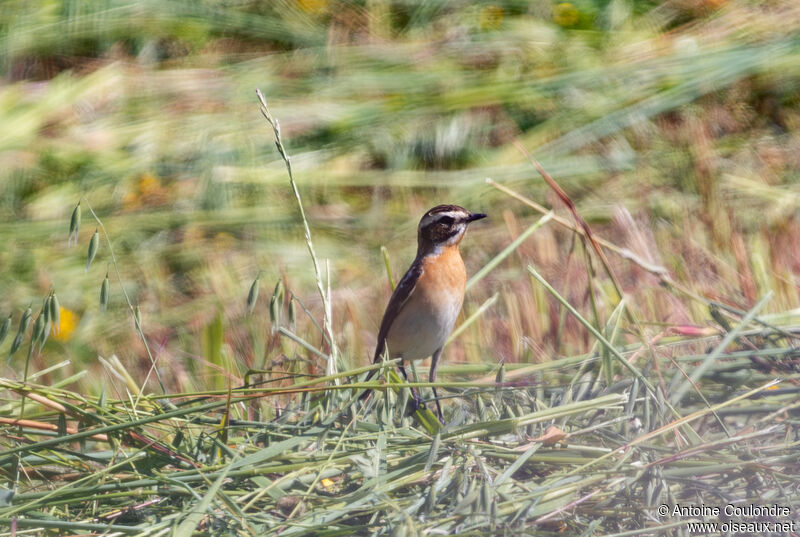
[[398, 361, 422, 410], [430, 348, 445, 423]]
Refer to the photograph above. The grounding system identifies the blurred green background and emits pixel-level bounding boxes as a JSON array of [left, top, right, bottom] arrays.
[[1, 0, 799, 394]]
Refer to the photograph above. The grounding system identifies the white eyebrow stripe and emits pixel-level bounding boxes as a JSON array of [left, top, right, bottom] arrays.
[[419, 211, 466, 228]]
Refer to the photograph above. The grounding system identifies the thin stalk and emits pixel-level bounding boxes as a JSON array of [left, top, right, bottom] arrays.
[[527, 266, 657, 396], [256, 89, 339, 381], [485, 178, 705, 304], [563, 379, 780, 479], [670, 292, 773, 405], [446, 293, 499, 345], [13, 337, 37, 490], [466, 212, 553, 291], [84, 199, 166, 396], [527, 265, 703, 445]]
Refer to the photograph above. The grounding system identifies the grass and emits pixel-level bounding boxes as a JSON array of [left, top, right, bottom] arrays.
[[1, 0, 800, 534]]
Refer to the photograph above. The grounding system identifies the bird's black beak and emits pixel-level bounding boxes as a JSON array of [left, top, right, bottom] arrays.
[[466, 212, 487, 223]]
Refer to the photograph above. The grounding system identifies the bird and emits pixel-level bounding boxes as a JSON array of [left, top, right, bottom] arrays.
[[360, 204, 486, 422]]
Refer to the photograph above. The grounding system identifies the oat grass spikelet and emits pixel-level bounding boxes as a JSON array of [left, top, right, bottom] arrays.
[[86, 229, 99, 272]]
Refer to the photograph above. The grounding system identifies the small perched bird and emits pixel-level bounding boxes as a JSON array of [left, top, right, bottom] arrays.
[[361, 204, 486, 422]]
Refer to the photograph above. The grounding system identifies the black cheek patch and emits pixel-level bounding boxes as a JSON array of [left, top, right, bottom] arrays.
[[441, 226, 462, 241]]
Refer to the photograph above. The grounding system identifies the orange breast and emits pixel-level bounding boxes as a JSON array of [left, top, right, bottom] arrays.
[[383, 245, 466, 361], [419, 245, 466, 299]]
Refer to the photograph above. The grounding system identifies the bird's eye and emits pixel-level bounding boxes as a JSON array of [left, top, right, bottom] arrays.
[[439, 216, 454, 226]]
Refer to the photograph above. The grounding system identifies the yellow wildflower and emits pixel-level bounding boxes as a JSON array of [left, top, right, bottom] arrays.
[[297, 0, 327, 14], [479, 5, 504, 30], [553, 3, 580, 27], [52, 307, 78, 342]]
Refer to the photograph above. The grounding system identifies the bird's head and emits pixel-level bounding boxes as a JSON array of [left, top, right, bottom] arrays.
[[417, 204, 487, 251]]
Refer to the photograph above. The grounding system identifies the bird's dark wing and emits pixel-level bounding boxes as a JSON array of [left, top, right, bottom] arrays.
[[373, 259, 423, 362]]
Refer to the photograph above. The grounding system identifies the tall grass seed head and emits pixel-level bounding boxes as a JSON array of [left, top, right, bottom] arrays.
[[19, 306, 32, 334], [41, 310, 51, 348], [269, 293, 279, 326], [43, 296, 52, 323], [0, 315, 11, 346], [69, 202, 81, 245], [246, 276, 260, 316], [86, 229, 99, 271], [273, 279, 285, 305], [9, 332, 23, 357], [100, 274, 110, 311], [495, 361, 505, 384], [288, 297, 296, 327], [32, 312, 44, 344], [8, 306, 31, 357], [50, 293, 60, 332], [269, 279, 285, 326]]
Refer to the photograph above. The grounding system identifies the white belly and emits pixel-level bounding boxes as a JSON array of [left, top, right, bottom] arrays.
[[385, 289, 462, 361]]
